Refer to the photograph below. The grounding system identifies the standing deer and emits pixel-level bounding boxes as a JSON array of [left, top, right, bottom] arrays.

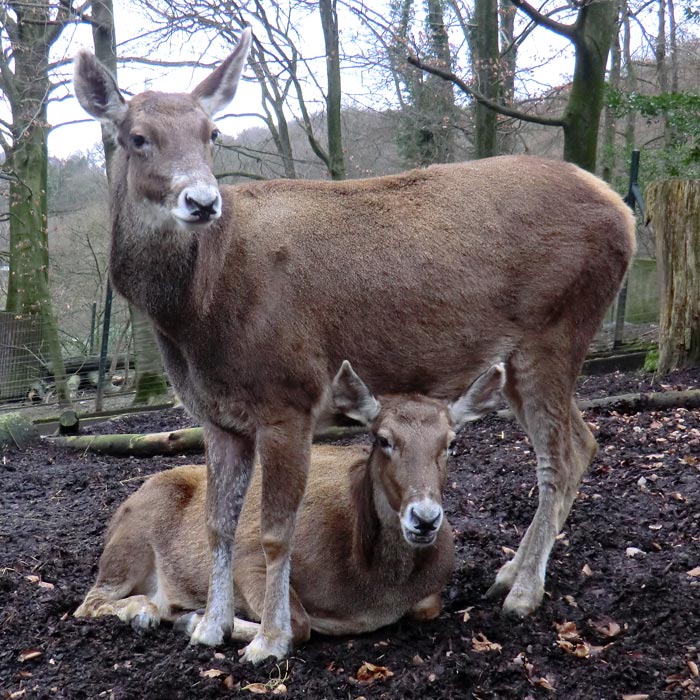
[[73, 28, 636, 663], [75, 363, 505, 641]]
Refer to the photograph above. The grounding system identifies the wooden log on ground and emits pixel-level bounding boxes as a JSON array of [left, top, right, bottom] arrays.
[[51, 390, 700, 457]]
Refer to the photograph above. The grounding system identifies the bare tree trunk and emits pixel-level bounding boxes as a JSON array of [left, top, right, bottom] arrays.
[[320, 0, 346, 180], [92, 0, 169, 405], [562, 0, 618, 171], [3, 1, 71, 406], [472, 0, 500, 158], [498, 0, 518, 154], [130, 306, 169, 404], [601, 0, 623, 183], [622, 5, 637, 155], [646, 179, 700, 373]]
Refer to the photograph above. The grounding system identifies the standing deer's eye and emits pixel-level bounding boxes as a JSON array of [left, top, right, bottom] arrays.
[[210, 129, 220, 143], [130, 134, 147, 149]]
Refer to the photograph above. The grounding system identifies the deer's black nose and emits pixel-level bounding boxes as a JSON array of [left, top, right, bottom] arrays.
[[185, 194, 218, 222], [408, 503, 442, 534]]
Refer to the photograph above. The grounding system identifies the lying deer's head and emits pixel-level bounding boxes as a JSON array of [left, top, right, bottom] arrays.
[[332, 361, 505, 548], [73, 29, 252, 232]]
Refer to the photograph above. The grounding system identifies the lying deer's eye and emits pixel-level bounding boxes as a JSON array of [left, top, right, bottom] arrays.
[[448, 438, 457, 456], [211, 129, 220, 143], [130, 134, 147, 149], [374, 433, 393, 452]]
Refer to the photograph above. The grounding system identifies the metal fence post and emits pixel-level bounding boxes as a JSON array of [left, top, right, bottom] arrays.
[[95, 281, 113, 412], [613, 150, 645, 350]]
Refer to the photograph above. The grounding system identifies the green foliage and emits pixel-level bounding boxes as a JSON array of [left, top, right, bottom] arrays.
[[643, 348, 659, 373], [605, 88, 700, 177]]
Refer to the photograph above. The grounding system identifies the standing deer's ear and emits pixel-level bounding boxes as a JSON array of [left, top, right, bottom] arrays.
[[192, 27, 253, 116], [332, 361, 382, 426], [73, 50, 127, 127], [449, 363, 505, 431]]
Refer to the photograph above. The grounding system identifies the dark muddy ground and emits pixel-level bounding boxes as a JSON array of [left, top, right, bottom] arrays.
[[2, 367, 700, 700]]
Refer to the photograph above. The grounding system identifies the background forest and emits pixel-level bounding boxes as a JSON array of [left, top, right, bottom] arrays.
[[0, 0, 699, 409]]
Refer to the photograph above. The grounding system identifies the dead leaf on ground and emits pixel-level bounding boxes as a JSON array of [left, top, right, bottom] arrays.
[[472, 633, 503, 653], [356, 661, 394, 684], [553, 621, 580, 640], [200, 668, 225, 679], [622, 694, 650, 700], [18, 649, 42, 663], [581, 563, 593, 576], [687, 566, 700, 577], [243, 682, 270, 694], [557, 638, 592, 658], [535, 676, 556, 691], [589, 617, 624, 639]]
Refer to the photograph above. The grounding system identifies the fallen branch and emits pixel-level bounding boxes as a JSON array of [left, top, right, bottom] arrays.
[[498, 389, 700, 419], [50, 424, 368, 456], [50, 390, 700, 457]]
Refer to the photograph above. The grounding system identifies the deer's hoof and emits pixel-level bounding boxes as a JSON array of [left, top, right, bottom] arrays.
[[131, 611, 160, 630], [240, 632, 291, 664], [174, 611, 203, 636], [189, 617, 226, 647], [484, 560, 518, 599], [502, 583, 544, 618]]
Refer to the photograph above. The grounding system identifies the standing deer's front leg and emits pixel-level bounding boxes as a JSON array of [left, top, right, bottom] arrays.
[[240, 415, 312, 664], [190, 424, 256, 647]]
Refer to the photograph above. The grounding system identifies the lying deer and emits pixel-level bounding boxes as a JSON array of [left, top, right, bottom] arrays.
[[73, 29, 636, 662], [75, 363, 505, 641]]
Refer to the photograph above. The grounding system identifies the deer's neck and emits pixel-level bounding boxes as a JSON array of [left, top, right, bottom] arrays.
[[108, 167, 229, 334], [351, 460, 425, 580]]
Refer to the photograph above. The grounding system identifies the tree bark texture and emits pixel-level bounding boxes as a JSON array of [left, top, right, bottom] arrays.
[[562, 0, 618, 171], [472, 0, 500, 158], [319, 0, 346, 180], [3, 1, 70, 406], [646, 179, 700, 372]]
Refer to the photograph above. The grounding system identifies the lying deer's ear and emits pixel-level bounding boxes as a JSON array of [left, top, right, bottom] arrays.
[[73, 50, 127, 127], [192, 27, 253, 116], [332, 360, 382, 425], [449, 363, 505, 431]]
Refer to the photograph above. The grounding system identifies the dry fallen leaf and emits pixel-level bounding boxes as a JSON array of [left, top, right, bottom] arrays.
[[621, 695, 649, 700], [581, 563, 593, 577], [688, 660, 699, 677], [553, 621, 580, 640], [271, 684, 287, 695], [223, 675, 235, 690], [243, 682, 270, 694], [687, 567, 700, 578], [24, 575, 40, 584], [589, 617, 623, 639], [38, 581, 55, 590], [557, 638, 592, 658], [472, 633, 503, 653], [199, 668, 225, 679], [535, 676, 556, 691], [18, 649, 42, 663], [356, 661, 394, 684]]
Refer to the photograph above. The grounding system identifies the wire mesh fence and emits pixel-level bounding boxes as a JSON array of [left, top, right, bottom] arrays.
[[0, 259, 660, 417]]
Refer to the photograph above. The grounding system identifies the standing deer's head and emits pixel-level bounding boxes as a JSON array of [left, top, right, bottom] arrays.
[[72, 29, 252, 232], [333, 361, 505, 548]]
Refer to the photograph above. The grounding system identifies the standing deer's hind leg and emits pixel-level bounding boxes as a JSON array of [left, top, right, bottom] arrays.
[[240, 416, 312, 663], [190, 424, 256, 647], [487, 351, 592, 617]]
